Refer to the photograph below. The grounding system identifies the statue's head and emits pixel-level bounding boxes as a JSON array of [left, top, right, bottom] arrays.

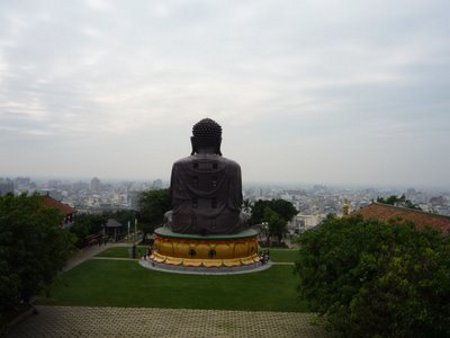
[[191, 118, 222, 156]]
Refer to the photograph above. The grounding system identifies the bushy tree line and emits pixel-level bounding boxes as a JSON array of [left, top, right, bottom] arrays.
[[69, 213, 105, 247], [377, 194, 422, 210], [135, 190, 299, 245], [136, 191, 299, 245], [295, 215, 450, 338], [249, 199, 298, 243], [0, 194, 75, 331], [69, 210, 137, 247], [138, 189, 170, 240]]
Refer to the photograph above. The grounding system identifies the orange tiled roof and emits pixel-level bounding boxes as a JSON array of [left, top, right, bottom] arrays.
[[358, 203, 450, 235], [41, 195, 75, 215]]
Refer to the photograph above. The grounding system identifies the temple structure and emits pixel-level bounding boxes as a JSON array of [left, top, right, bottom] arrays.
[[358, 202, 450, 235], [41, 194, 75, 228], [146, 118, 263, 272]]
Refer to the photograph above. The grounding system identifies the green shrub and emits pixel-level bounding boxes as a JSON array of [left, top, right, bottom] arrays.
[[0, 194, 75, 330], [295, 215, 450, 338]]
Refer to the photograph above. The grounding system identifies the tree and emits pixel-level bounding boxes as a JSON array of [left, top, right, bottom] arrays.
[[138, 189, 171, 240], [250, 199, 298, 244], [377, 194, 422, 210], [70, 213, 105, 247], [0, 258, 20, 332], [263, 207, 287, 243], [295, 215, 450, 338], [70, 210, 137, 247], [0, 194, 75, 330]]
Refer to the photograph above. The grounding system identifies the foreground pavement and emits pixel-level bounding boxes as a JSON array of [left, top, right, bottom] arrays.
[[8, 306, 326, 338]]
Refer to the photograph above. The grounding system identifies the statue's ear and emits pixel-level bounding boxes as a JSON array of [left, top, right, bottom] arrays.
[[216, 138, 222, 156], [190, 136, 197, 155]]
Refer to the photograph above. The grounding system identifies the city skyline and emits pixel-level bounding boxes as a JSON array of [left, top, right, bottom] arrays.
[[3, 175, 450, 219], [1, 1, 449, 188], [2, 175, 449, 193]]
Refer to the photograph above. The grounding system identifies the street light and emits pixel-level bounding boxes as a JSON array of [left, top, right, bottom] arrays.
[[262, 222, 269, 247]]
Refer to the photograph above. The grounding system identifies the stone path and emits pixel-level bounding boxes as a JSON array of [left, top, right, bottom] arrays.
[[63, 242, 134, 272], [271, 262, 295, 266], [92, 256, 137, 261], [7, 306, 326, 338]]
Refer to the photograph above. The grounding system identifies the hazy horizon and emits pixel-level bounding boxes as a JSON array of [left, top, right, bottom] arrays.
[[3, 173, 449, 193], [1, 1, 449, 188]]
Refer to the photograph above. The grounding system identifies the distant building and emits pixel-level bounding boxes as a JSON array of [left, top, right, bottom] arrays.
[[358, 202, 450, 236], [152, 179, 163, 189], [39, 190, 63, 201], [90, 177, 101, 192], [128, 191, 141, 210], [48, 180, 61, 189], [13, 177, 32, 194], [0, 178, 14, 196], [288, 214, 323, 234], [14, 177, 30, 187], [429, 196, 447, 207]]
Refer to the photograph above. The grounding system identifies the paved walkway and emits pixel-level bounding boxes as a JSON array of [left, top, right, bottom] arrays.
[[7, 306, 326, 338], [271, 262, 295, 266], [92, 256, 137, 261], [63, 242, 134, 272]]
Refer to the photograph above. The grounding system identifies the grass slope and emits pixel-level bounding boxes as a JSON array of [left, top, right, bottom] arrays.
[[266, 249, 299, 263], [41, 260, 306, 312]]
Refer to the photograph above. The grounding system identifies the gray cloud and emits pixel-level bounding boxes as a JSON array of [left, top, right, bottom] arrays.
[[0, 0, 449, 187]]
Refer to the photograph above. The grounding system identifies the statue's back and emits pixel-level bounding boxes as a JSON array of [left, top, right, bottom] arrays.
[[169, 154, 244, 235]]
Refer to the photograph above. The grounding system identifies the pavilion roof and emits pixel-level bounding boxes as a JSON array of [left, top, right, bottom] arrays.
[[105, 218, 123, 228]]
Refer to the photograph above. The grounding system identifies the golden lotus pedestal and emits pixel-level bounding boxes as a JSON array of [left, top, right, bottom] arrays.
[[147, 227, 263, 273]]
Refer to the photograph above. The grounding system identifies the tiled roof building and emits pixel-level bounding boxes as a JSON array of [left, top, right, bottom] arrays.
[[358, 202, 450, 235], [41, 195, 75, 228], [42, 195, 74, 215]]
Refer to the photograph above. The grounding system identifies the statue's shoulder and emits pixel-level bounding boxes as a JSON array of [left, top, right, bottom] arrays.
[[172, 156, 196, 167], [220, 156, 240, 169], [172, 155, 240, 171]]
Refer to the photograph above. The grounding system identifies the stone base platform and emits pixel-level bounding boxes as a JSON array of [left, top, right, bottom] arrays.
[[147, 227, 266, 274], [140, 259, 272, 275]]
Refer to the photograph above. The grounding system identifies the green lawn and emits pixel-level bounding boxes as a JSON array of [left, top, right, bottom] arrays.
[[40, 260, 306, 312], [97, 247, 299, 263], [267, 249, 299, 263]]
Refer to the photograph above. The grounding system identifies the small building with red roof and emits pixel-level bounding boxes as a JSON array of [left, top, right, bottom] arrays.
[[41, 195, 76, 228], [358, 202, 450, 236]]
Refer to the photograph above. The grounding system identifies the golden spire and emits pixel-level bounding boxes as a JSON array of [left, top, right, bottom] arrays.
[[342, 199, 349, 216]]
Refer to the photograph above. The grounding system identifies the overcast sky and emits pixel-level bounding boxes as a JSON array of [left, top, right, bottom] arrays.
[[1, 0, 449, 188]]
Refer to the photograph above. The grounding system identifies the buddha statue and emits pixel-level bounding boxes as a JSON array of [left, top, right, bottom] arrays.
[[165, 118, 249, 235]]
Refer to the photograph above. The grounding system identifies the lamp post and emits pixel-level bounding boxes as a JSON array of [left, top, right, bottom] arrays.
[[262, 222, 269, 247], [127, 221, 130, 241]]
